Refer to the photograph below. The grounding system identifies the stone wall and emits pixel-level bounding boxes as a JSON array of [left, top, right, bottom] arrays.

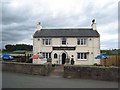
[[2, 62, 52, 76], [64, 65, 119, 81]]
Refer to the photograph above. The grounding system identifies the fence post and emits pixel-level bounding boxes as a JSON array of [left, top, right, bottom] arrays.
[[116, 55, 117, 66]]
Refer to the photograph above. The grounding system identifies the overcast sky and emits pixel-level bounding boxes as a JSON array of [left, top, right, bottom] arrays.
[[1, 0, 119, 50]]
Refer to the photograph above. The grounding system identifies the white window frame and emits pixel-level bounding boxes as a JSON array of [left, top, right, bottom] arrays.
[[42, 52, 51, 59], [54, 53, 58, 59], [77, 52, 88, 60], [42, 38, 51, 46], [77, 38, 87, 46], [61, 38, 67, 45]]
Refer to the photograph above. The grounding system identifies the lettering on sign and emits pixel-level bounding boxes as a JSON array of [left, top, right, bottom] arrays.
[[53, 47, 76, 50]]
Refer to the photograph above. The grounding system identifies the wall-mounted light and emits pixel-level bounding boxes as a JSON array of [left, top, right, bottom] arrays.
[[38, 38, 40, 41], [89, 38, 92, 40]]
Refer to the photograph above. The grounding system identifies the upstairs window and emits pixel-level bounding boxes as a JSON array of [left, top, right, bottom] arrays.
[[77, 38, 87, 45], [42, 38, 51, 45], [62, 38, 67, 45]]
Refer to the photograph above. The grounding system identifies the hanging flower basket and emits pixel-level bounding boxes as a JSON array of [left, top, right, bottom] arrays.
[[33, 55, 38, 59]]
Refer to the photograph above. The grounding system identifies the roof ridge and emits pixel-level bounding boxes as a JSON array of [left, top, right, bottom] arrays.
[[41, 28, 93, 30]]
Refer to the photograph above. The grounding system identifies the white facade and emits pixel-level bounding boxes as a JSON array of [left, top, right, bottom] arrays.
[[33, 37, 100, 65]]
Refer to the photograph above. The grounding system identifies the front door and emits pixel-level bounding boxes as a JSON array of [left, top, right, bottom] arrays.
[[62, 53, 66, 64]]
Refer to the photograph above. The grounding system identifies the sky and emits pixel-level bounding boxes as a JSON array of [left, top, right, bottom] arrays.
[[1, 0, 119, 50]]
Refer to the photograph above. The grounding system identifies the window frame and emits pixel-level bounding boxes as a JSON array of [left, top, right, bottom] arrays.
[[54, 53, 58, 59], [77, 38, 87, 46], [77, 52, 88, 60], [61, 38, 67, 45], [42, 38, 51, 46], [42, 52, 51, 59]]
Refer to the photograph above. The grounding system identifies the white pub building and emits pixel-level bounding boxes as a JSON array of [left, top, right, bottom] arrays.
[[33, 20, 100, 65]]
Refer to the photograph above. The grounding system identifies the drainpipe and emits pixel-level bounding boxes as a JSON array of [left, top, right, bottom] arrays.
[[93, 38, 95, 65], [59, 54, 60, 64]]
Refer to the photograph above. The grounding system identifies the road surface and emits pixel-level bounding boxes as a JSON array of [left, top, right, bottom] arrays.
[[2, 71, 118, 88]]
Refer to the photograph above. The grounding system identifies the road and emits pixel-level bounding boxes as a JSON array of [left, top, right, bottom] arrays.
[[2, 71, 118, 88]]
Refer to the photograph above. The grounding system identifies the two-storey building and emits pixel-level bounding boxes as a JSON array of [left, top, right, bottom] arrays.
[[33, 20, 100, 65]]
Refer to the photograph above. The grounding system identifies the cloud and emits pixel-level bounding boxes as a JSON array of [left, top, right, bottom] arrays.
[[1, 0, 119, 49], [2, 1, 32, 25]]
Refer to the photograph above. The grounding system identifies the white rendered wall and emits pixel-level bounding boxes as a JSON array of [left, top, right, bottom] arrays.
[[33, 37, 100, 65]]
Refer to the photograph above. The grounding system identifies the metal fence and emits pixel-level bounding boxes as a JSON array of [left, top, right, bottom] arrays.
[[100, 55, 120, 66]]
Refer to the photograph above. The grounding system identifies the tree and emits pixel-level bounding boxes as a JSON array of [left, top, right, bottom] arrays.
[[5, 44, 33, 52]]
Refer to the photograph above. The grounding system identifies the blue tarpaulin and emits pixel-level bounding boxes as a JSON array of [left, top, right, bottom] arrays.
[[95, 54, 110, 66], [2, 54, 13, 60], [95, 54, 110, 59]]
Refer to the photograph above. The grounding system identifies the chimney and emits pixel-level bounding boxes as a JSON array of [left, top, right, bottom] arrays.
[[36, 22, 42, 31], [91, 19, 97, 30]]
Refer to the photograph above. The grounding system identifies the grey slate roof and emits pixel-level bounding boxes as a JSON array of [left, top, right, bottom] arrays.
[[33, 28, 100, 38]]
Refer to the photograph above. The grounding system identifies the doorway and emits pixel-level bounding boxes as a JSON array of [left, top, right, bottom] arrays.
[[62, 53, 66, 64]]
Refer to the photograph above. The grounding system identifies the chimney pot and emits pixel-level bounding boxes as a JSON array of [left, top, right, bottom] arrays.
[[37, 22, 42, 31], [91, 19, 97, 30]]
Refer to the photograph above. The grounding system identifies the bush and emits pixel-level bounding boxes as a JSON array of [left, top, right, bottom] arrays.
[[93, 63, 103, 66], [52, 64, 56, 67], [93, 63, 98, 66]]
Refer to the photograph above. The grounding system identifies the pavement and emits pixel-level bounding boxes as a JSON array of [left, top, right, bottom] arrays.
[[2, 71, 118, 88]]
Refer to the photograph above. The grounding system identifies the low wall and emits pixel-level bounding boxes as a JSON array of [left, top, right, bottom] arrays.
[[64, 65, 119, 81], [2, 62, 52, 76]]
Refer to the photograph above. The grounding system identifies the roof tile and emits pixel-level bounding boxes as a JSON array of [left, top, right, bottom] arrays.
[[33, 28, 100, 38]]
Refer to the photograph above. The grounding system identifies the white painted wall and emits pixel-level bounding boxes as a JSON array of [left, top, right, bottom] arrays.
[[33, 37, 100, 65]]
